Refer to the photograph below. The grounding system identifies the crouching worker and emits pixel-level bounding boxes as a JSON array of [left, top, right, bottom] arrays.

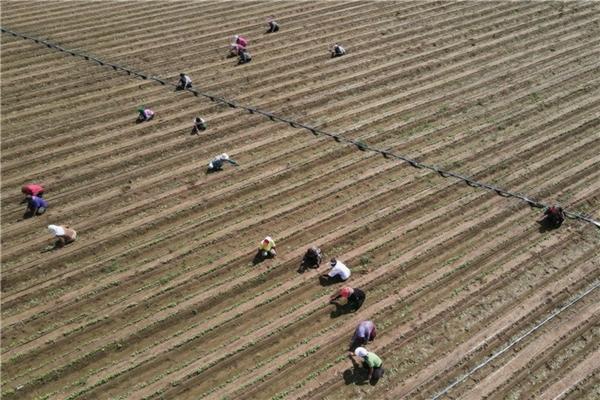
[[238, 49, 252, 64], [192, 117, 207, 135], [351, 347, 384, 384], [266, 17, 279, 33], [176, 73, 193, 90], [207, 153, 238, 172], [299, 246, 322, 272], [137, 106, 155, 123], [230, 35, 248, 55], [541, 205, 565, 229], [331, 43, 346, 57], [258, 236, 276, 258], [348, 321, 377, 352], [47, 224, 77, 249], [320, 257, 351, 284], [24, 195, 48, 217], [330, 286, 366, 311]]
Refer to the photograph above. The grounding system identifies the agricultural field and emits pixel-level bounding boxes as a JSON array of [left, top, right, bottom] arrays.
[[1, 1, 599, 399]]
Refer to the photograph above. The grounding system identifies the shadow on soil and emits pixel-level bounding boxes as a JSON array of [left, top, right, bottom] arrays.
[[252, 251, 275, 266], [537, 218, 562, 233], [329, 302, 355, 318], [343, 356, 381, 386], [319, 275, 344, 286]]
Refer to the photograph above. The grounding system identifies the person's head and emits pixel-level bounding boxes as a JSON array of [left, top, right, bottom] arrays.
[[137, 106, 145, 113], [355, 347, 368, 358], [195, 117, 201, 122], [330, 258, 337, 267], [220, 153, 229, 160], [180, 73, 185, 77]]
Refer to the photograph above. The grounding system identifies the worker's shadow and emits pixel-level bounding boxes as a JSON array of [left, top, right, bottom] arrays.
[[329, 301, 355, 318], [297, 261, 319, 274], [319, 275, 344, 286], [342, 356, 374, 386], [537, 218, 561, 233], [252, 252, 274, 266]]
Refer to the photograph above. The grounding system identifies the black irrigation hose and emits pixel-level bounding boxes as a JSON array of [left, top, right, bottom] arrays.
[[3, 26, 599, 228]]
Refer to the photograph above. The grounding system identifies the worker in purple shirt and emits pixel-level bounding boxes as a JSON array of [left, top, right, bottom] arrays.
[[25, 195, 48, 217], [348, 320, 377, 352]]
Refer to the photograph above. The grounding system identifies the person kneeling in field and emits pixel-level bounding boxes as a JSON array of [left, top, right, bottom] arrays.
[[331, 43, 346, 57], [47, 224, 77, 249], [230, 35, 248, 56], [321, 258, 351, 284], [258, 236, 276, 258], [266, 17, 279, 33], [176, 73, 193, 90], [238, 49, 252, 64], [351, 347, 384, 384], [137, 106, 155, 123], [24, 195, 48, 218], [348, 320, 377, 352], [207, 153, 238, 172], [541, 204, 565, 229], [299, 246, 322, 272], [192, 117, 207, 135], [330, 286, 366, 312]]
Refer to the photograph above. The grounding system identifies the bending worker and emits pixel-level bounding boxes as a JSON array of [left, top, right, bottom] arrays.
[[330, 286, 366, 311], [176, 73, 193, 90], [137, 106, 155, 122], [207, 153, 238, 172], [541, 205, 565, 228], [348, 320, 377, 351], [25, 195, 48, 217], [321, 257, 351, 283], [351, 347, 384, 383], [48, 224, 77, 249], [258, 236, 276, 258]]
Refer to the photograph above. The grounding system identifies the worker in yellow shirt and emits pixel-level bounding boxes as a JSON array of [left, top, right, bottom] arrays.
[[257, 236, 276, 258]]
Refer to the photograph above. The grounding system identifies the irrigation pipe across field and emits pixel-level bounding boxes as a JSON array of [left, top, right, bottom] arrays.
[[431, 280, 600, 400], [2, 26, 599, 228]]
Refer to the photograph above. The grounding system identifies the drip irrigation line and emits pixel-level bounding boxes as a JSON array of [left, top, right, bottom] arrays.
[[3, 26, 598, 228], [430, 280, 600, 400]]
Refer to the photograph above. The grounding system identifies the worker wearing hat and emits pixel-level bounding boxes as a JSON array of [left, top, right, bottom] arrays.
[[351, 347, 384, 383]]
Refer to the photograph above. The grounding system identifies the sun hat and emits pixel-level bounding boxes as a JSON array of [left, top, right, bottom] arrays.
[[355, 347, 368, 357]]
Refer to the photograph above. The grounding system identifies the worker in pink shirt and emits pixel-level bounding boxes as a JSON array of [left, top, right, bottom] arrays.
[[137, 106, 155, 123], [230, 35, 248, 55], [21, 183, 45, 197]]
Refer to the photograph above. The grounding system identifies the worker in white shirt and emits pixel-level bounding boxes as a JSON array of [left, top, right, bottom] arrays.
[[321, 257, 350, 284]]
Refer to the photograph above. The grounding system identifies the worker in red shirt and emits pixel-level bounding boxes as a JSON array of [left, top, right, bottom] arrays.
[[330, 286, 366, 311]]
